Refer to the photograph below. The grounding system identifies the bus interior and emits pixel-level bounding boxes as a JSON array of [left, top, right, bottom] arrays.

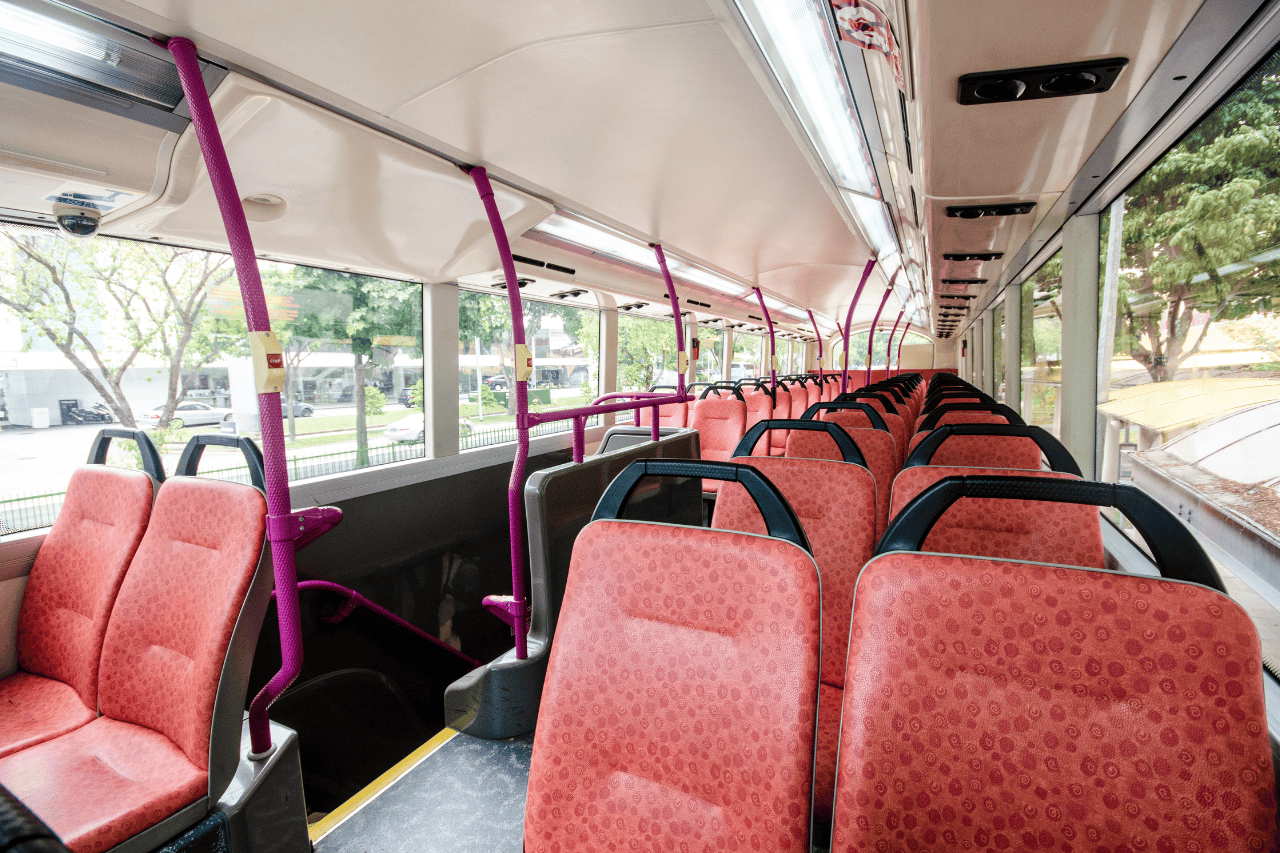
[[2, 0, 1280, 851]]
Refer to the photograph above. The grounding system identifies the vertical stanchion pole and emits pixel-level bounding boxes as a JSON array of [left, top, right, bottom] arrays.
[[895, 322, 911, 376], [883, 308, 905, 382], [469, 166, 530, 659], [841, 260, 877, 393], [754, 289, 778, 388], [808, 309, 823, 381]]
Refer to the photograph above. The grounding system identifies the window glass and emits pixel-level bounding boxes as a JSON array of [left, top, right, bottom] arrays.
[[1021, 252, 1063, 435], [731, 333, 762, 382], [616, 313, 680, 392], [0, 225, 424, 534], [1096, 47, 1280, 658], [458, 289, 600, 451], [993, 303, 1005, 403], [694, 327, 723, 383]]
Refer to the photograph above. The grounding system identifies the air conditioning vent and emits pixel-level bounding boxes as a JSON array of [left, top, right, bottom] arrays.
[[946, 203, 1035, 218], [686, 299, 712, 308], [512, 254, 545, 268], [943, 252, 1003, 262], [940, 278, 987, 285], [958, 58, 1128, 106], [546, 262, 576, 275]]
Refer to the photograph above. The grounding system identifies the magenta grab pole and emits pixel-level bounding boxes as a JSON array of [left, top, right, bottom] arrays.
[[468, 167, 533, 660], [165, 38, 341, 757], [895, 322, 911, 376], [863, 282, 895, 387], [841, 259, 876, 393], [884, 307, 905, 382], [652, 244, 688, 442], [808, 309, 823, 380], [753, 288, 778, 387]]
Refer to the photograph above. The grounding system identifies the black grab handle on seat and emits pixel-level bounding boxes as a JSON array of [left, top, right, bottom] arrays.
[[864, 383, 906, 405], [925, 387, 995, 408], [903, 424, 1082, 476], [735, 380, 776, 405], [175, 433, 267, 492], [86, 428, 166, 482], [698, 383, 746, 401], [593, 459, 810, 553], [877, 475, 1225, 592], [732, 420, 866, 467], [0, 782, 70, 853], [834, 391, 898, 415], [916, 402, 1025, 432], [799, 401, 889, 432]]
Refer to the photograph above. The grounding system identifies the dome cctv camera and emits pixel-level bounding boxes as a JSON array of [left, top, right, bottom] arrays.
[[52, 202, 101, 238]]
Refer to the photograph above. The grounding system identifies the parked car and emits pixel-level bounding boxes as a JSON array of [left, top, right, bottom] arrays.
[[384, 415, 472, 443], [484, 375, 508, 391], [137, 401, 233, 429], [287, 400, 314, 417]]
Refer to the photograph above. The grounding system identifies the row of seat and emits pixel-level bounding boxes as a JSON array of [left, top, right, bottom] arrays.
[[0, 431, 272, 853], [523, 372, 1276, 851]]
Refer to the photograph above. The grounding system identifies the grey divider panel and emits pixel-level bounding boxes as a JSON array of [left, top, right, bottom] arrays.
[[443, 429, 702, 739], [596, 425, 684, 454]]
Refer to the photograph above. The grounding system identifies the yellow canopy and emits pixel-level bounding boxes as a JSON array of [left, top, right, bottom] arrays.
[[1098, 377, 1280, 434]]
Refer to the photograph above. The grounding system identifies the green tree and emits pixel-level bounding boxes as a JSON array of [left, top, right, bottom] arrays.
[[289, 267, 421, 466], [0, 229, 233, 426], [618, 314, 679, 390], [1115, 61, 1280, 381]]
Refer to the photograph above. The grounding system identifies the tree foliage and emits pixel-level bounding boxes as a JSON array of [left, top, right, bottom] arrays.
[[1113, 60, 1280, 381], [0, 229, 233, 426]]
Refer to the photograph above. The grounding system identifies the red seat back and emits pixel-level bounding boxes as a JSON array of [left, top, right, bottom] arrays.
[[833, 554, 1279, 853], [889, 466, 1103, 567], [742, 390, 773, 455], [914, 409, 1010, 433], [690, 396, 747, 491], [911, 433, 1042, 469], [637, 401, 687, 428], [98, 477, 267, 770], [526, 520, 821, 852], [820, 418, 896, 535], [17, 466, 154, 710]]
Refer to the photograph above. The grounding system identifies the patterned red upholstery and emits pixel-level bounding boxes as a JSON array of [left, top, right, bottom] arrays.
[[788, 384, 809, 420], [637, 401, 687, 428], [912, 433, 1043, 470], [0, 466, 154, 758], [914, 409, 1010, 433], [525, 520, 821, 852], [743, 391, 773, 455], [690, 396, 747, 493], [819, 414, 898, 535], [770, 388, 792, 456], [832, 554, 1279, 853], [712, 456, 878, 823], [0, 477, 267, 853], [889, 466, 1104, 568], [804, 382, 822, 412]]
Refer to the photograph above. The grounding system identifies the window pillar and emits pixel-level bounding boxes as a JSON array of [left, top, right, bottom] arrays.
[[1060, 213, 1100, 477]]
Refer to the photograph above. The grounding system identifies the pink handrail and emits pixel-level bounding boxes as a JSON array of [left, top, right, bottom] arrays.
[[884, 307, 905, 381], [863, 276, 897, 386], [753, 288, 778, 388], [841, 260, 877, 393], [165, 38, 342, 757], [895, 322, 911, 376], [468, 184, 692, 658], [808, 309, 823, 380]]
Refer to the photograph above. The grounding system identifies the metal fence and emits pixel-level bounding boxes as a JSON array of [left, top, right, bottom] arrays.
[[1, 419, 590, 536]]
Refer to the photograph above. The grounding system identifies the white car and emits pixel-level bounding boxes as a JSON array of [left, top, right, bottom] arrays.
[[137, 401, 233, 429], [384, 415, 473, 442]]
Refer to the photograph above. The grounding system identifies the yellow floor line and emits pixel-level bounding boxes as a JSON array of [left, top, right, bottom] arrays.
[[309, 727, 458, 843]]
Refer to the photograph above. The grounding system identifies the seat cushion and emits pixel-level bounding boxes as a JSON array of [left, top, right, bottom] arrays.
[[0, 716, 206, 853], [0, 671, 95, 759], [17, 466, 154, 710]]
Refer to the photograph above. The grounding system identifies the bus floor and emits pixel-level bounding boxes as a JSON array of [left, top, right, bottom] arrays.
[[308, 728, 532, 852]]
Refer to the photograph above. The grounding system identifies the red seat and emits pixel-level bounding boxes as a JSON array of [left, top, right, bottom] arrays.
[[819, 416, 897, 535], [0, 477, 269, 853], [637, 400, 687, 428], [890, 466, 1103, 567], [525, 517, 821, 852], [689, 394, 747, 493], [713, 456, 877, 823], [742, 389, 774, 455], [913, 409, 1010, 434], [832, 554, 1279, 853], [0, 466, 154, 759], [909, 432, 1042, 469]]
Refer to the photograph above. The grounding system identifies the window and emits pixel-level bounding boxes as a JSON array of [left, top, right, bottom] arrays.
[[695, 327, 724, 383], [1021, 252, 1063, 435], [458, 289, 600, 450], [0, 225, 423, 534], [992, 303, 1005, 403], [731, 333, 762, 381]]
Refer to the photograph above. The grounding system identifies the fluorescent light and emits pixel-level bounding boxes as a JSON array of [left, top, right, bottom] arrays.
[[532, 214, 658, 271], [731, 0, 878, 198], [666, 258, 748, 296], [0, 0, 183, 108], [843, 192, 897, 258]]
